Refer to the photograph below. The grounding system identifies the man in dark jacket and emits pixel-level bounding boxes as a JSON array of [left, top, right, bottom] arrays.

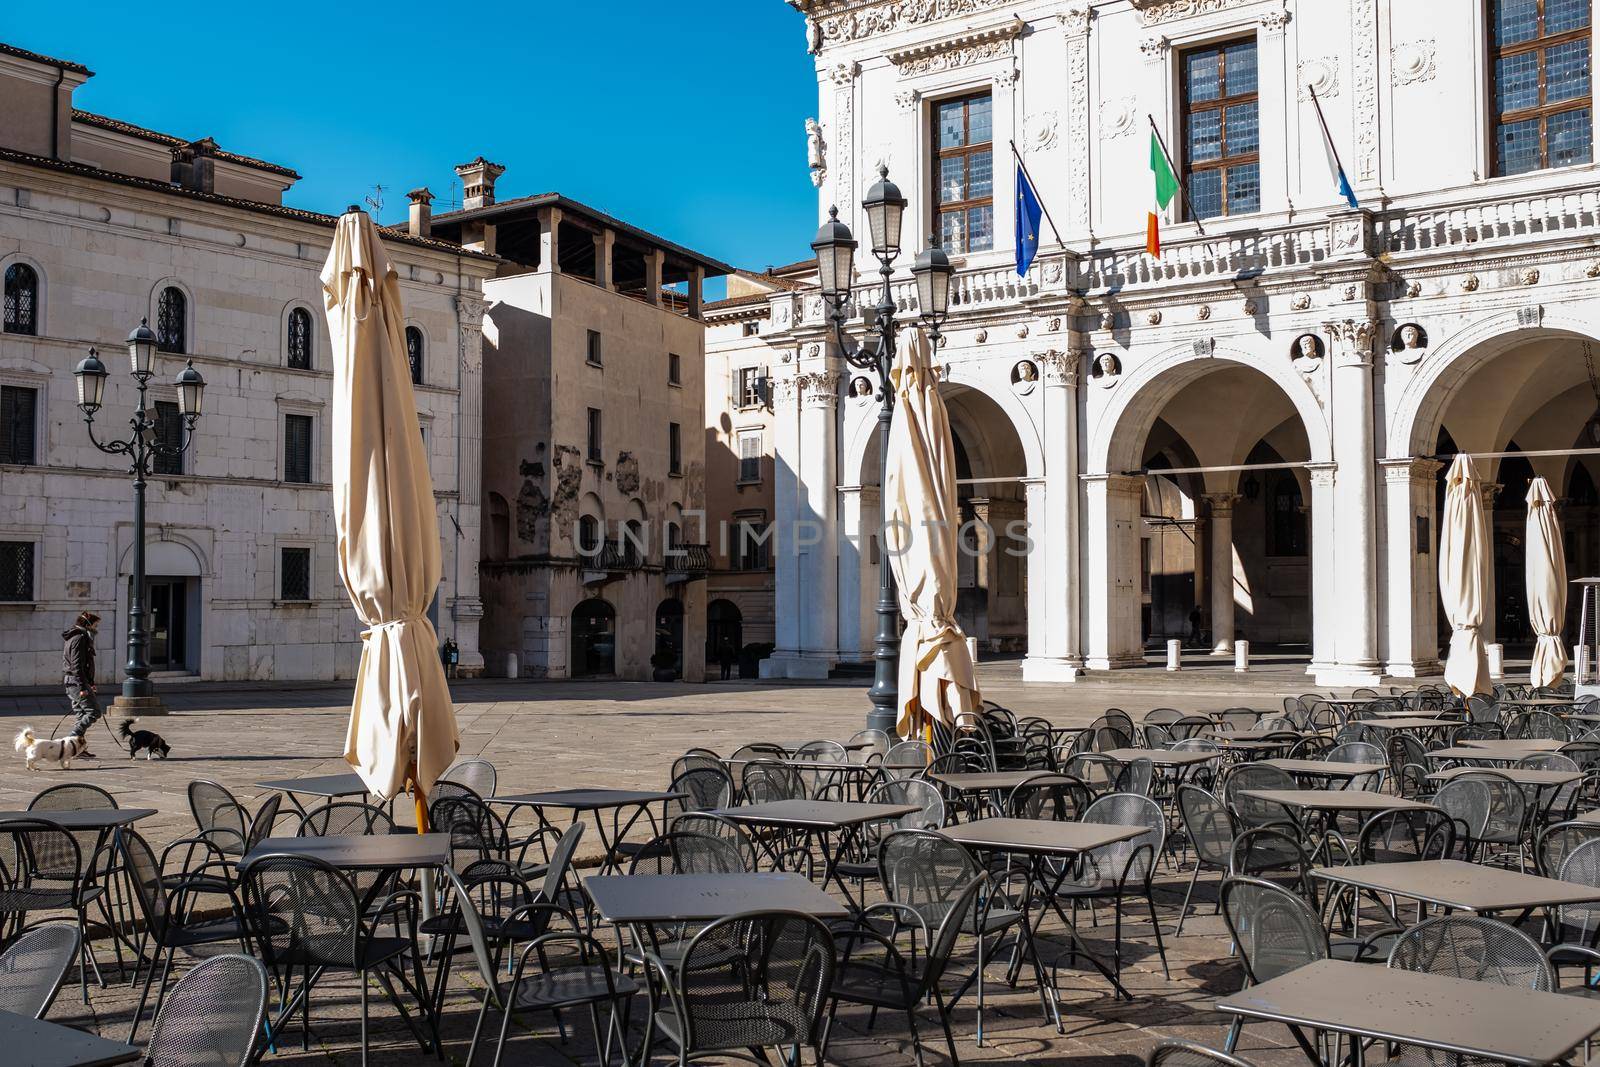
[[62, 611, 102, 757]]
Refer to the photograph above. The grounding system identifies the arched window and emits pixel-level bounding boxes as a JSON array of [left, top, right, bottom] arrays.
[[156, 287, 187, 353], [286, 307, 313, 370], [405, 326, 423, 385], [577, 515, 601, 557], [3, 263, 38, 335]]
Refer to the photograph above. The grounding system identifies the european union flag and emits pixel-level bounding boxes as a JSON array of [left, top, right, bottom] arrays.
[[1015, 161, 1044, 277]]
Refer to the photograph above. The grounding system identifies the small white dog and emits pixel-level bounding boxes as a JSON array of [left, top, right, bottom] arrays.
[[13, 727, 86, 771]]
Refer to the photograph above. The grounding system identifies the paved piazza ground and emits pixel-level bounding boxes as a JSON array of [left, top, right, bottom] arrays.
[[0, 664, 1345, 1066]]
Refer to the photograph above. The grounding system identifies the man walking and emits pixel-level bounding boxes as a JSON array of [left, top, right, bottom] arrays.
[[62, 611, 102, 757]]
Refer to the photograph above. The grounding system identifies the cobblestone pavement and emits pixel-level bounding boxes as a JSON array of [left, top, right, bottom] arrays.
[[0, 670, 1326, 1066]]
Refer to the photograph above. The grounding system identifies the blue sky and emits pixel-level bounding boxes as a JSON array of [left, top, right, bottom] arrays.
[[7, 2, 820, 285]]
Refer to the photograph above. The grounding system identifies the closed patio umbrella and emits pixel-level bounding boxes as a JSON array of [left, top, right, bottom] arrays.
[[1526, 475, 1567, 688], [883, 327, 980, 740], [1439, 453, 1491, 697], [322, 208, 457, 813]]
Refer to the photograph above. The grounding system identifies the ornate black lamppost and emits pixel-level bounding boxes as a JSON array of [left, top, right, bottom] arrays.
[[812, 165, 954, 735], [73, 320, 205, 715]]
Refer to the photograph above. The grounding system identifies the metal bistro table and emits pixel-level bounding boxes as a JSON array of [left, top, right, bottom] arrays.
[[488, 789, 689, 876], [929, 770, 1060, 821], [942, 816, 1148, 1028], [1354, 717, 1459, 735], [1312, 858, 1600, 922], [1427, 745, 1561, 765], [720, 756, 880, 801], [1238, 788, 1431, 837], [2, 1008, 140, 1067], [583, 870, 849, 926], [1457, 738, 1566, 752], [1258, 759, 1385, 785], [1217, 957, 1600, 1067], [254, 772, 370, 816], [712, 800, 916, 913]]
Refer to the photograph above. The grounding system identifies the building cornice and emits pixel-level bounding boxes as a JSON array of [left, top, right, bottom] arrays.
[[798, 0, 1019, 48], [885, 17, 1024, 73]]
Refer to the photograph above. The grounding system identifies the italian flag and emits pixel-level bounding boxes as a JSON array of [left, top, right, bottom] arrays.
[[1148, 130, 1179, 257]]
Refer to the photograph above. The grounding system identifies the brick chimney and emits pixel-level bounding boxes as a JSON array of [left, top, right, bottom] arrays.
[[171, 137, 219, 193], [407, 187, 434, 237], [454, 157, 505, 211]]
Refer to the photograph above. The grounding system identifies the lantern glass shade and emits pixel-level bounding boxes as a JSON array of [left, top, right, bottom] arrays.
[[175, 360, 205, 417], [863, 166, 907, 257], [127, 318, 158, 377], [74, 349, 108, 414], [811, 206, 857, 299], [912, 240, 954, 319]]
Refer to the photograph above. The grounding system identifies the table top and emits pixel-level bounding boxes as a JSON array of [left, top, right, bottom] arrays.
[[1311, 859, 1600, 912], [243, 832, 451, 871], [1572, 809, 1600, 826], [1427, 766, 1583, 787], [0, 808, 156, 830], [1429, 746, 1548, 763], [720, 757, 872, 771], [941, 817, 1147, 856], [1099, 747, 1219, 767], [1364, 707, 1458, 719], [256, 772, 369, 797], [713, 800, 918, 830], [582, 871, 849, 924], [1239, 789, 1432, 812], [1512, 697, 1580, 708], [1356, 717, 1458, 730], [1, 1009, 141, 1067], [1216, 958, 1600, 1066], [488, 788, 686, 811], [930, 770, 1059, 792], [1214, 732, 1298, 745], [1259, 759, 1383, 779], [1458, 738, 1566, 752]]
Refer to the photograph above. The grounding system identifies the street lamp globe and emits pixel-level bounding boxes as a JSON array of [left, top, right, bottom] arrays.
[[74, 347, 108, 415], [127, 317, 158, 377], [862, 165, 907, 259], [911, 238, 954, 322], [175, 360, 206, 417], [811, 205, 857, 300]]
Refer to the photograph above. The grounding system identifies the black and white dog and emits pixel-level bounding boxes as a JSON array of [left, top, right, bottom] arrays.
[[119, 719, 172, 760]]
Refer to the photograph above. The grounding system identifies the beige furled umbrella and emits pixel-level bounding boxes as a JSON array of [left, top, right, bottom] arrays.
[[322, 209, 458, 813], [884, 327, 980, 740], [1439, 453, 1492, 697], [1526, 475, 1568, 688]]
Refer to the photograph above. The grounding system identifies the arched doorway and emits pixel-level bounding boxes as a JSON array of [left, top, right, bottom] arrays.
[[1089, 354, 1326, 669], [706, 599, 743, 677], [570, 598, 616, 677], [119, 538, 203, 675], [654, 598, 684, 679]]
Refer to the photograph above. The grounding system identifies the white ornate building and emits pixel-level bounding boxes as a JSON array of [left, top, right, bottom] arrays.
[[0, 41, 495, 686], [759, 0, 1600, 686]]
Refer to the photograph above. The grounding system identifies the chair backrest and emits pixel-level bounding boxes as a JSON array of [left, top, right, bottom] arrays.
[[1090, 724, 1133, 752], [1558, 741, 1600, 772], [1170, 737, 1221, 754], [244, 793, 283, 854], [671, 812, 759, 872], [1451, 722, 1505, 743], [1220, 876, 1328, 984], [882, 740, 933, 778], [1147, 1039, 1263, 1067], [1357, 807, 1456, 863], [1456, 769, 1528, 845], [1228, 827, 1312, 894], [240, 854, 362, 970], [1465, 695, 1500, 723], [119, 829, 171, 939], [1431, 778, 1493, 844], [1082, 793, 1165, 883], [673, 911, 835, 1056], [1256, 715, 1297, 733], [29, 783, 117, 812], [1222, 764, 1300, 828], [1064, 753, 1121, 794], [1143, 724, 1175, 749], [671, 766, 735, 813], [672, 753, 726, 780], [741, 759, 807, 803], [1003, 773, 1091, 822], [627, 830, 744, 876], [1170, 715, 1215, 741], [918, 874, 988, 990], [4, 818, 82, 893], [1178, 786, 1235, 869], [1143, 708, 1184, 726], [865, 777, 946, 830], [1537, 819, 1600, 878], [845, 729, 890, 762], [1554, 836, 1600, 943], [187, 781, 248, 855], [1388, 914, 1553, 990], [1326, 741, 1385, 765], [1518, 753, 1580, 772], [729, 743, 789, 763], [1511, 710, 1571, 741], [538, 821, 586, 905], [1114, 757, 1156, 796], [877, 829, 981, 932], [0, 922, 79, 1019], [438, 757, 497, 798], [1286, 735, 1333, 760], [1216, 708, 1261, 732], [794, 739, 848, 763], [297, 800, 394, 837], [143, 954, 268, 1067]]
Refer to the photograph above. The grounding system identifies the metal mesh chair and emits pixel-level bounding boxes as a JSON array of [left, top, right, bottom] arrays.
[[1063, 753, 1121, 795], [1385, 734, 1432, 798], [1455, 770, 1528, 862], [671, 752, 724, 780], [27, 784, 120, 975], [1219, 876, 1328, 1054], [1144, 723, 1176, 749], [0, 922, 78, 1019], [1547, 838, 1600, 985], [1324, 741, 1387, 792], [1004, 773, 1091, 823], [1536, 819, 1600, 878], [670, 812, 759, 873], [1388, 914, 1554, 993], [1148, 1038, 1262, 1067], [0, 818, 103, 1004], [1222, 764, 1300, 830], [823, 875, 987, 1066], [1228, 827, 1314, 903], [240, 853, 433, 1066], [1215, 708, 1260, 733], [1511, 710, 1571, 741], [439, 757, 498, 798], [1114, 757, 1156, 796], [846, 729, 891, 764], [730, 742, 788, 763], [1048, 792, 1169, 980], [742, 759, 807, 803], [1432, 777, 1493, 860], [142, 954, 268, 1067], [1176, 786, 1235, 935], [835, 779, 947, 887], [1465, 695, 1500, 723], [1357, 807, 1455, 864], [641, 911, 835, 1065], [187, 781, 251, 856], [883, 740, 933, 779], [1172, 715, 1216, 741], [1518, 753, 1583, 822], [1144, 708, 1185, 726]]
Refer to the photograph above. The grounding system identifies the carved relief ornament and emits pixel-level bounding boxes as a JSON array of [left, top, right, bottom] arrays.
[[886, 18, 1023, 77], [813, 0, 1016, 45], [1132, 0, 1271, 25]]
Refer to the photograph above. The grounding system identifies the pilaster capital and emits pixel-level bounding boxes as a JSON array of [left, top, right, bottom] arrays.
[[1321, 318, 1380, 367], [1480, 481, 1503, 508], [1084, 472, 1145, 498], [772, 375, 801, 409], [1060, 4, 1093, 37], [1036, 349, 1078, 389], [453, 292, 486, 323], [798, 370, 843, 408], [1381, 456, 1444, 484], [1204, 492, 1242, 514], [1305, 462, 1338, 490]]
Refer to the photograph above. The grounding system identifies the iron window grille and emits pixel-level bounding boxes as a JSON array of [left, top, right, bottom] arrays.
[[287, 307, 313, 370], [280, 546, 311, 601], [156, 287, 187, 354], [405, 326, 424, 385], [153, 401, 184, 476], [0, 385, 37, 466], [284, 413, 313, 484], [3, 263, 38, 336], [0, 541, 32, 601], [669, 422, 682, 475]]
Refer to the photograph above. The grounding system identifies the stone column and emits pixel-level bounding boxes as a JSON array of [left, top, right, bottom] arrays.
[[688, 265, 705, 319], [796, 368, 841, 674], [1023, 348, 1082, 681], [1382, 457, 1444, 677], [835, 484, 877, 662], [1306, 462, 1339, 676], [761, 369, 804, 679], [1084, 473, 1146, 670], [536, 206, 561, 273], [593, 229, 614, 290], [644, 250, 665, 306], [1321, 319, 1383, 684], [1206, 493, 1241, 654], [448, 292, 487, 677]]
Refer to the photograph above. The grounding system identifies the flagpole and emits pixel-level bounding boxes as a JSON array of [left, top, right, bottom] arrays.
[[1009, 140, 1066, 248], [1146, 115, 1207, 236], [1308, 85, 1355, 205]]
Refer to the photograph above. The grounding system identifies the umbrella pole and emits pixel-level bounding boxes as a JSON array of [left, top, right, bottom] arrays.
[[410, 762, 436, 938]]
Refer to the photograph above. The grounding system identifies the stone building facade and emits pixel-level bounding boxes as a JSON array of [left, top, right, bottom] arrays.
[[0, 41, 495, 686], [432, 166, 731, 681], [762, 0, 1600, 686]]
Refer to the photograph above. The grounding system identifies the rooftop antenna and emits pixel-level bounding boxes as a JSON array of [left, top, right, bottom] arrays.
[[363, 184, 385, 216]]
